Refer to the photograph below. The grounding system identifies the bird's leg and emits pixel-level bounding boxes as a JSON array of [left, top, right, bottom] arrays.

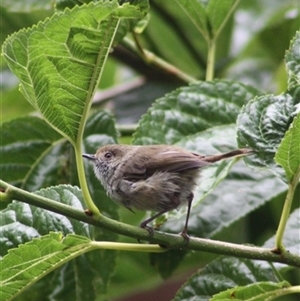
[[180, 193, 193, 244], [140, 208, 170, 236]]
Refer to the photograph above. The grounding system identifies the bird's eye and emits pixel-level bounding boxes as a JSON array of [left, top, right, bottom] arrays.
[[104, 152, 112, 159]]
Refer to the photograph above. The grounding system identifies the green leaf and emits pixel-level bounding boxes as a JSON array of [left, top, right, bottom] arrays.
[[237, 88, 300, 178], [285, 30, 300, 88], [174, 0, 209, 40], [173, 0, 237, 41], [133, 80, 260, 145], [0, 117, 62, 188], [83, 110, 118, 147], [222, 2, 298, 92], [172, 257, 280, 301], [0, 185, 91, 256], [2, 1, 144, 144], [211, 281, 290, 301], [137, 1, 208, 77], [0, 232, 95, 301], [206, 0, 238, 37], [275, 113, 300, 182]]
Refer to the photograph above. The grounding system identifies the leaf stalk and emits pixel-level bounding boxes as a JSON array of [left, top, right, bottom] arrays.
[[206, 39, 216, 81], [74, 146, 101, 216], [275, 165, 300, 252]]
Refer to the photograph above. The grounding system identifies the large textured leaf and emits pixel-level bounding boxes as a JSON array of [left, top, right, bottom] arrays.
[[237, 88, 300, 178], [0, 232, 95, 301], [133, 80, 260, 145], [0, 117, 62, 188], [285, 30, 300, 88], [0, 185, 90, 256], [2, 1, 144, 144], [172, 257, 280, 301]]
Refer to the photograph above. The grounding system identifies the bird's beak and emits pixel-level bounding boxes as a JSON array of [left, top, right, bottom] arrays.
[[82, 154, 96, 161]]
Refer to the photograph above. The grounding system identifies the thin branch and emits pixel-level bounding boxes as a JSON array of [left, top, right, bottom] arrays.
[[122, 37, 198, 84], [1, 179, 300, 268]]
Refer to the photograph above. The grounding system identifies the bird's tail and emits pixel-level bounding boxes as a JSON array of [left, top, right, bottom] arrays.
[[201, 148, 253, 163]]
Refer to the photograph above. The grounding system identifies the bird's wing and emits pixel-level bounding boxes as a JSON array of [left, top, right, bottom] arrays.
[[122, 146, 208, 180]]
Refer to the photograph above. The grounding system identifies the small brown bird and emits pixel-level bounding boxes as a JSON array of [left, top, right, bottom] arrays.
[[83, 144, 252, 238]]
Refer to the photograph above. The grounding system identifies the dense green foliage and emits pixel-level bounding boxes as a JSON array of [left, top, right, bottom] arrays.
[[1, 1, 299, 301]]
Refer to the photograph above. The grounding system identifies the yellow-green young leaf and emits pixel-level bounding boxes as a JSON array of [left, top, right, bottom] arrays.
[[275, 113, 300, 182], [0, 233, 93, 301], [211, 281, 290, 301], [2, 0, 144, 144]]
